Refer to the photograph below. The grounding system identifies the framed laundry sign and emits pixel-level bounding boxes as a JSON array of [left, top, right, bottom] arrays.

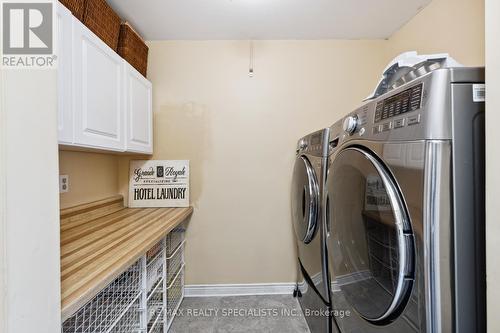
[[129, 160, 189, 208]]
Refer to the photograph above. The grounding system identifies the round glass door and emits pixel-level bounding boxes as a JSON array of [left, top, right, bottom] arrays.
[[326, 147, 414, 323], [292, 155, 319, 244]]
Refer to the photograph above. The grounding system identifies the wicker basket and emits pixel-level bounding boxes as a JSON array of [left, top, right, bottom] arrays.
[[118, 23, 149, 77], [59, 0, 86, 21], [83, 0, 121, 51]]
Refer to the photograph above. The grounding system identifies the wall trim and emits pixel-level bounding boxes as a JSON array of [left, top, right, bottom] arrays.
[[0, 62, 7, 333], [184, 272, 372, 298], [185, 283, 297, 297]]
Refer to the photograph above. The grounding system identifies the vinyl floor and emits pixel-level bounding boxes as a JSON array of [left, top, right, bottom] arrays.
[[169, 295, 311, 333]]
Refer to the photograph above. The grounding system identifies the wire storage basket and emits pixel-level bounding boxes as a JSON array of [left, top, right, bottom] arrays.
[[166, 226, 185, 257], [146, 288, 164, 327], [148, 319, 164, 333], [166, 240, 184, 286], [147, 311, 164, 333], [166, 266, 184, 331], [146, 240, 163, 261], [146, 240, 164, 293], [165, 226, 185, 330], [108, 297, 141, 333], [62, 259, 142, 333], [63, 231, 186, 333]]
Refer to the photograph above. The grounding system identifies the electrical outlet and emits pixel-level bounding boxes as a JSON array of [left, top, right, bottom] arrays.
[[60, 175, 69, 193]]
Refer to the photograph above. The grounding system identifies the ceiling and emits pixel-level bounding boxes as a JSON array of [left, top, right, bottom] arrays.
[[107, 0, 431, 40]]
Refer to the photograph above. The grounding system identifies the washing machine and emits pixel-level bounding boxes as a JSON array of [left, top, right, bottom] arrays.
[[325, 66, 485, 332], [291, 128, 332, 333]]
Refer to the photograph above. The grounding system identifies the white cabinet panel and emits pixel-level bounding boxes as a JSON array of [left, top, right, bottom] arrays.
[[72, 20, 124, 151], [56, 3, 73, 144], [125, 64, 153, 154]]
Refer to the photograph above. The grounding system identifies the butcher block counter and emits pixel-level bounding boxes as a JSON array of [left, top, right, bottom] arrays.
[[60, 195, 193, 321]]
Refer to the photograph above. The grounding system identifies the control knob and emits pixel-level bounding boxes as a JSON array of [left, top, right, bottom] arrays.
[[343, 115, 358, 135]]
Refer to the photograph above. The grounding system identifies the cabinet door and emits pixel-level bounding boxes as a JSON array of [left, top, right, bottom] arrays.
[[73, 20, 125, 151], [124, 63, 153, 154], [56, 3, 73, 144]]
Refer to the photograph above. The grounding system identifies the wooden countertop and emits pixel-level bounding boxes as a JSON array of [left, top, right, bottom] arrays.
[[60, 195, 193, 321]]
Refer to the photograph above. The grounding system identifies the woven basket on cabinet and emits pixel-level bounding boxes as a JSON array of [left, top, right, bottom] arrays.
[[83, 0, 121, 51], [59, 0, 86, 21], [118, 23, 149, 77]]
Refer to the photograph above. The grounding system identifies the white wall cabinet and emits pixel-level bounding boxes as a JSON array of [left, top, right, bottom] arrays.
[[56, 4, 73, 144], [72, 19, 125, 151], [124, 63, 153, 154], [56, 3, 153, 154]]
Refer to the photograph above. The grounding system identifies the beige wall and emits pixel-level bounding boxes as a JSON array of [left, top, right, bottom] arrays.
[[485, 0, 499, 331], [117, 40, 388, 284], [59, 151, 120, 209], [385, 0, 484, 66]]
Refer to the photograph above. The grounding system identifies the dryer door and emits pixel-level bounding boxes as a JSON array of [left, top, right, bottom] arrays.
[[292, 155, 320, 244], [326, 146, 414, 324]]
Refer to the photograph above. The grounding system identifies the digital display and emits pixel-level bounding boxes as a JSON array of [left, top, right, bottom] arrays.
[[374, 83, 423, 123]]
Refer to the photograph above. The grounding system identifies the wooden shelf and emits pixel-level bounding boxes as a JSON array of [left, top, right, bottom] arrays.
[[60, 195, 193, 321]]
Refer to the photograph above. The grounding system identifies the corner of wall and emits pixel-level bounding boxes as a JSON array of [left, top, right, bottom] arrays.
[[485, 0, 500, 331], [384, 0, 485, 66], [0, 63, 7, 333], [117, 156, 134, 207], [58, 150, 121, 209]]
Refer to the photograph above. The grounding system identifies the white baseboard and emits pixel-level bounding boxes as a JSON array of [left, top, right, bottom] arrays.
[[185, 271, 372, 298], [184, 283, 297, 298]]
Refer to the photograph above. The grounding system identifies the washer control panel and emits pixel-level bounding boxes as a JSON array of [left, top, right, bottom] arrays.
[[331, 67, 485, 144], [370, 83, 424, 136], [337, 82, 425, 143], [296, 129, 329, 156], [374, 83, 423, 123]]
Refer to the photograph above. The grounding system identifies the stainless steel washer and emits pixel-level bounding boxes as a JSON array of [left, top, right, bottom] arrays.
[[292, 128, 331, 333], [325, 67, 485, 333]]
